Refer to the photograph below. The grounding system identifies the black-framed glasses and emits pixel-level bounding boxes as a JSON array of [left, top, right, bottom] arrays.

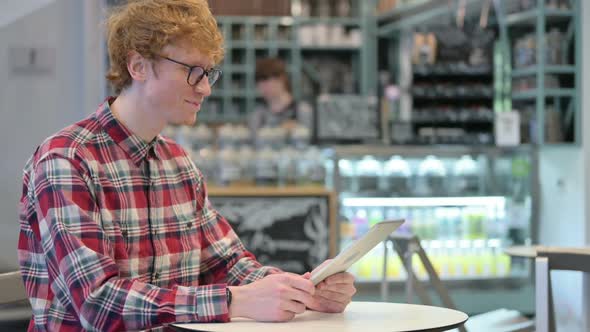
[[159, 56, 222, 87]]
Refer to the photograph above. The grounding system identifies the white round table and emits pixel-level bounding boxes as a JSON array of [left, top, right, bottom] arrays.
[[173, 301, 468, 332]]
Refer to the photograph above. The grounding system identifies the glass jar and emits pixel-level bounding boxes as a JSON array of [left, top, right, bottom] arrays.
[[416, 155, 447, 196], [193, 146, 217, 184], [338, 159, 356, 192], [217, 124, 236, 149], [233, 124, 250, 148], [237, 145, 255, 185], [291, 124, 311, 149], [254, 146, 279, 186], [278, 146, 299, 186], [383, 155, 412, 196], [217, 146, 241, 186], [356, 155, 382, 193], [303, 147, 326, 186], [255, 127, 275, 150], [452, 155, 480, 195]]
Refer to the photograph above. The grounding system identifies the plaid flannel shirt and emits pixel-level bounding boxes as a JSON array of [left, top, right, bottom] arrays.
[[18, 98, 278, 331]]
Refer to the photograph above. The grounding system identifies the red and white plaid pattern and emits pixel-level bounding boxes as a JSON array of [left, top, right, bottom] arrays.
[[18, 98, 279, 331]]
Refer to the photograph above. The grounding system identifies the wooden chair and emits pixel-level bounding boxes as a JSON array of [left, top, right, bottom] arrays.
[[535, 247, 590, 332]]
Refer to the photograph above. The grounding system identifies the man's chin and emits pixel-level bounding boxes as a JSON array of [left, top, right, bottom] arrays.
[[170, 116, 197, 127]]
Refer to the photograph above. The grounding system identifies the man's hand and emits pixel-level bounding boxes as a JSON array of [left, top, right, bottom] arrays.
[[304, 271, 356, 313], [228, 273, 315, 322]]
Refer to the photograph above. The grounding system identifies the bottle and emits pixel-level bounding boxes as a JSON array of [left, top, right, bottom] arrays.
[[368, 207, 384, 227], [340, 207, 355, 249], [386, 241, 403, 279], [424, 208, 438, 240], [448, 207, 462, 240], [473, 239, 486, 276], [411, 208, 425, 239], [436, 208, 451, 240], [351, 208, 369, 239], [463, 207, 486, 240]]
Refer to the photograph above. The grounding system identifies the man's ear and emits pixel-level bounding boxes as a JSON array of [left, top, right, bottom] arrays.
[[127, 50, 149, 82]]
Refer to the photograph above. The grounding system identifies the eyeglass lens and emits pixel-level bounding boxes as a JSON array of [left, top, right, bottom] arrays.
[[188, 67, 220, 86]]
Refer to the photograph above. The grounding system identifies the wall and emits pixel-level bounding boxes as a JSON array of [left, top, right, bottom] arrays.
[[0, 0, 105, 271], [538, 148, 585, 329], [0, 0, 56, 27], [537, 0, 590, 329], [582, 0, 590, 330]]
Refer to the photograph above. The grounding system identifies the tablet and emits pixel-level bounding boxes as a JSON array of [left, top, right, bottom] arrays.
[[310, 219, 404, 285]]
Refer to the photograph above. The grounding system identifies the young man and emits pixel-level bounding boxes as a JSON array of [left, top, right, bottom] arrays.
[[17, 1, 355, 331]]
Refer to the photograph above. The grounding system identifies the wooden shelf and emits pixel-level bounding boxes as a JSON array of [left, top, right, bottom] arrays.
[[208, 185, 332, 197]]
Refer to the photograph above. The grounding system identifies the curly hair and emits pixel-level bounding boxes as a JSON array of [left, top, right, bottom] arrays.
[[106, 0, 224, 94]]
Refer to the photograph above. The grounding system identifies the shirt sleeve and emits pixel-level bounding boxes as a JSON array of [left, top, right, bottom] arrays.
[[31, 156, 230, 331], [195, 178, 282, 287]]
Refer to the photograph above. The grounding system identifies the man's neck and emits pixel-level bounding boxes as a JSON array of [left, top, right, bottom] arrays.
[[268, 91, 293, 114], [110, 89, 164, 142]]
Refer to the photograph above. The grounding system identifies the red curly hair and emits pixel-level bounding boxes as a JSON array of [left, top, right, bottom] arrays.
[[106, 0, 224, 93]]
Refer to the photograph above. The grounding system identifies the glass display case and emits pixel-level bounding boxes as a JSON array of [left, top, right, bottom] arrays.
[[327, 145, 535, 283]]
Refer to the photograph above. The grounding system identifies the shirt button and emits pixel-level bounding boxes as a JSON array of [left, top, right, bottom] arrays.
[[186, 222, 193, 229], [122, 230, 128, 238], [153, 272, 160, 281]]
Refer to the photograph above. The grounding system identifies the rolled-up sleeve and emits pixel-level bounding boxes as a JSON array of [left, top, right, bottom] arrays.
[[195, 179, 281, 288]]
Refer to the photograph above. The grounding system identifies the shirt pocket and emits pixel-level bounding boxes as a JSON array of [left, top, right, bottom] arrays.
[[168, 200, 201, 285], [171, 200, 201, 247]]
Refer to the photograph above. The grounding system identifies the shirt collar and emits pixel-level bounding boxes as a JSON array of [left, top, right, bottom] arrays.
[[97, 97, 164, 166]]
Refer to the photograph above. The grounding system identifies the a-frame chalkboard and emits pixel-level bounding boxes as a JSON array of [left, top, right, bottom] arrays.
[[209, 187, 336, 274]]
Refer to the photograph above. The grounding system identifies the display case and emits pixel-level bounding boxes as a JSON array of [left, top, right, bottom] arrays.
[[327, 145, 535, 284]]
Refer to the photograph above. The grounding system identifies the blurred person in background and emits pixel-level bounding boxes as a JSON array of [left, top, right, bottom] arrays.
[[17, 1, 355, 331], [250, 57, 313, 135]]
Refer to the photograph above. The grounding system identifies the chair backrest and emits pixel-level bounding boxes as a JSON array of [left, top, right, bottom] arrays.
[[537, 247, 590, 273], [0, 271, 27, 305], [535, 247, 590, 332]]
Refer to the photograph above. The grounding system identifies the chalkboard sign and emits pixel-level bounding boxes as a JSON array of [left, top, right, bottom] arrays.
[[209, 187, 336, 274]]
